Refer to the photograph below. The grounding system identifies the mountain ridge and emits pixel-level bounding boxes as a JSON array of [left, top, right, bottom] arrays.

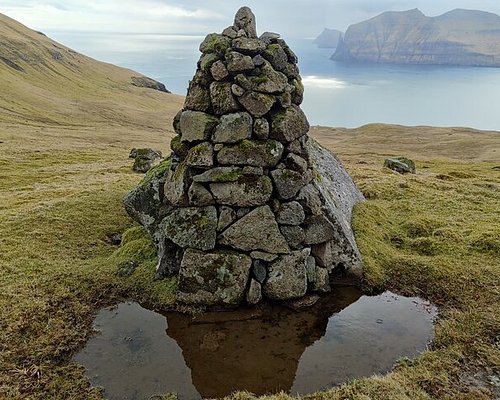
[[332, 8, 500, 66]]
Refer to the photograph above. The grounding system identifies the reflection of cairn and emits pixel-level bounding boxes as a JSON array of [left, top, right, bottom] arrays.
[[124, 7, 365, 308]]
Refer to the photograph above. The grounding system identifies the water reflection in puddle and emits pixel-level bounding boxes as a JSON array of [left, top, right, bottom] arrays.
[[73, 288, 436, 400]]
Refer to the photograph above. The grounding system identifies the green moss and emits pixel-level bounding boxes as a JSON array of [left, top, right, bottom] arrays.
[[141, 157, 171, 186], [214, 169, 243, 182], [199, 34, 231, 55]]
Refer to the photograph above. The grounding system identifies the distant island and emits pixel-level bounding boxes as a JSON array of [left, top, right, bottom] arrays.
[[332, 8, 500, 67], [314, 28, 343, 48]]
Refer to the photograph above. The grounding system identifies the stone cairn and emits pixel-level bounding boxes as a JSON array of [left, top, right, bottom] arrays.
[[124, 7, 365, 308]]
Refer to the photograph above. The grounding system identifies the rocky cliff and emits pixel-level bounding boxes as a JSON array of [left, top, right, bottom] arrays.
[[314, 28, 343, 48], [332, 8, 500, 66]]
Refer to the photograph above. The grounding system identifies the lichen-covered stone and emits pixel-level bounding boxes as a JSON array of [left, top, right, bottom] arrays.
[[238, 91, 275, 117], [250, 62, 288, 94], [212, 112, 253, 144], [253, 118, 269, 139], [222, 26, 238, 39], [232, 37, 266, 55], [250, 251, 278, 262], [296, 184, 323, 215], [193, 166, 242, 183], [170, 135, 190, 158], [247, 279, 262, 305], [263, 250, 308, 300], [270, 105, 309, 142], [234, 6, 258, 38], [217, 206, 237, 231], [270, 168, 313, 200], [219, 205, 289, 254], [285, 153, 308, 173], [180, 111, 219, 143], [200, 33, 231, 55], [164, 161, 191, 206], [185, 142, 213, 168], [276, 201, 305, 225], [260, 32, 280, 44], [177, 249, 252, 306], [231, 84, 245, 97], [217, 139, 284, 168], [162, 206, 217, 251], [312, 265, 331, 293], [311, 241, 334, 270], [226, 51, 254, 73], [188, 182, 214, 206], [210, 82, 240, 115], [262, 43, 288, 71], [290, 78, 304, 105], [199, 53, 220, 71], [210, 60, 229, 81], [303, 215, 336, 245], [384, 157, 416, 174], [184, 81, 212, 113], [210, 175, 273, 207], [280, 225, 305, 249]]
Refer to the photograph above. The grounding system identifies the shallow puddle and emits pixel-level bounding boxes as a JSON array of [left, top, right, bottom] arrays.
[[73, 288, 436, 400]]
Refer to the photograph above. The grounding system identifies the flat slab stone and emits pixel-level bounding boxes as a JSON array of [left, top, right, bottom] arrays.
[[210, 175, 273, 207], [263, 250, 308, 300], [162, 206, 217, 251], [219, 205, 290, 254], [217, 140, 284, 168], [177, 249, 252, 306], [193, 167, 242, 183]]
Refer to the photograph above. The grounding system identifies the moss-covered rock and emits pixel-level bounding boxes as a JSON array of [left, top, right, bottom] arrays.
[[217, 139, 284, 168], [199, 34, 231, 55], [210, 175, 273, 207]]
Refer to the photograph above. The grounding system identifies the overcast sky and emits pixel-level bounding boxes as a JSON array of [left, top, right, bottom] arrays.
[[3, 0, 500, 38]]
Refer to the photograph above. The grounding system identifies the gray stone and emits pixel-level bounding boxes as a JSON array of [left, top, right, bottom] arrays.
[[384, 157, 416, 174], [277, 92, 292, 108], [129, 148, 162, 160], [154, 236, 183, 279], [209, 82, 240, 115], [252, 54, 265, 66], [290, 78, 304, 105], [259, 32, 280, 44], [312, 266, 331, 293], [180, 111, 219, 143], [219, 205, 290, 254], [242, 166, 263, 175], [238, 91, 275, 117], [199, 33, 231, 55], [193, 167, 242, 183], [231, 84, 245, 97], [170, 135, 190, 158], [280, 225, 305, 249], [246, 279, 263, 305], [232, 38, 266, 55], [185, 142, 213, 168], [164, 161, 190, 206], [252, 260, 267, 283], [278, 39, 299, 63], [306, 256, 316, 284], [212, 112, 252, 144], [214, 143, 223, 152], [217, 206, 237, 231], [226, 51, 254, 73], [296, 184, 322, 215], [283, 63, 300, 79], [234, 6, 257, 38], [236, 29, 247, 38], [285, 153, 308, 173], [199, 53, 220, 72], [217, 139, 284, 168], [234, 74, 252, 91], [303, 215, 336, 245], [276, 201, 305, 225], [263, 250, 308, 300], [177, 249, 252, 306], [188, 182, 214, 206], [210, 175, 273, 207], [250, 251, 278, 262], [250, 62, 288, 94], [270, 105, 309, 142], [162, 206, 217, 251], [184, 82, 212, 113], [271, 168, 313, 200], [173, 110, 182, 135], [262, 44, 289, 71], [210, 60, 229, 81], [132, 157, 154, 173], [222, 26, 238, 39], [253, 118, 269, 139], [236, 208, 251, 219]]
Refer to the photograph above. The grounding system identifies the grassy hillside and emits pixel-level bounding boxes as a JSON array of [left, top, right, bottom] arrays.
[[1, 12, 499, 400]]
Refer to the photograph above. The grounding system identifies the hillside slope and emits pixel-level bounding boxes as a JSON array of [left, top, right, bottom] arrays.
[[332, 8, 500, 66], [0, 12, 182, 128]]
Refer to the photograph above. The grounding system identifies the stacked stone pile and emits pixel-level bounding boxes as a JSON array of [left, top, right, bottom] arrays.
[[124, 7, 365, 308]]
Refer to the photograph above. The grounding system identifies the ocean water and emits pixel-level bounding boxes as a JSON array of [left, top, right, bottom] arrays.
[[52, 31, 500, 130]]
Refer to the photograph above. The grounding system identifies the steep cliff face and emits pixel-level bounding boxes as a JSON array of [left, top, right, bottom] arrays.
[[314, 28, 343, 48], [332, 9, 500, 66]]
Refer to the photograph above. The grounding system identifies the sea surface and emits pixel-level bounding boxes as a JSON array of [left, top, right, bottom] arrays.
[[51, 31, 500, 131]]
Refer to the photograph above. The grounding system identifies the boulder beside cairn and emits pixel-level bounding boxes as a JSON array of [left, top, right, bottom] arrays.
[[124, 7, 365, 308]]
